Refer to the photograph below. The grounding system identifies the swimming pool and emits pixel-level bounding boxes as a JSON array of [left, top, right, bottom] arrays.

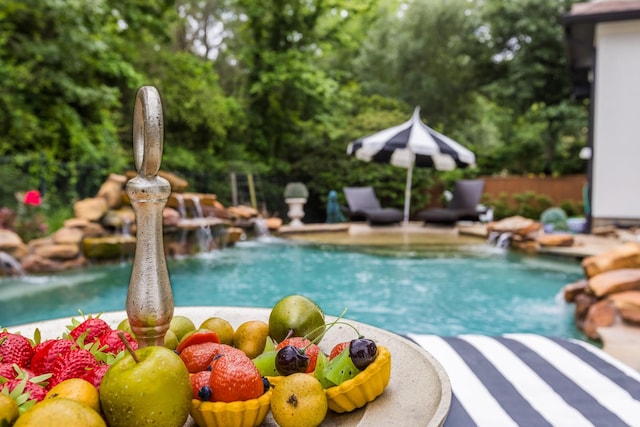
[[0, 238, 584, 339]]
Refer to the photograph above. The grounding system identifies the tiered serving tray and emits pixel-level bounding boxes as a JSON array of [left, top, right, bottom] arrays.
[[9, 306, 451, 426]]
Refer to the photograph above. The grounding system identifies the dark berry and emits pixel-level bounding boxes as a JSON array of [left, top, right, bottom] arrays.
[[275, 345, 309, 375], [349, 338, 378, 370]]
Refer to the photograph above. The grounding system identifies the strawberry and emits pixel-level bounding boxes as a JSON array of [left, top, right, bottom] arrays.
[[180, 342, 219, 373], [1, 377, 47, 402], [330, 341, 350, 360], [209, 352, 263, 402], [0, 332, 33, 368], [276, 337, 321, 373], [0, 362, 17, 379], [98, 329, 137, 355], [30, 339, 76, 376], [190, 370, 212, 400], [87, 364, 110, 390], [49, 348, 99, 387], [69, 318, 111, 344]]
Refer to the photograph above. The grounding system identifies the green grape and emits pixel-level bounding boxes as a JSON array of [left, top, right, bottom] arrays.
[[252, 350, 280, 376], [323, 347, 360, 386]]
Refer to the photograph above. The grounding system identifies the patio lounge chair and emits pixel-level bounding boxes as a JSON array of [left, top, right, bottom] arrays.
[[343, 186, 403, 225], [416, 179, 485, 225]]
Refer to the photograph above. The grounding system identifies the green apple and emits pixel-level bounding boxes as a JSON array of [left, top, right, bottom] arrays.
[[269, 294, 326, 342], [99, 345, 192, 427]]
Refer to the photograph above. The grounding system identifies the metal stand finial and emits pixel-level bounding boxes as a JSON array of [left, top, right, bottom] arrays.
[[125, 86, 174, 348]]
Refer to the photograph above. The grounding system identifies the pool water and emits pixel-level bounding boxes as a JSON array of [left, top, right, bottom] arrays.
[[0, 238, 584, 339]]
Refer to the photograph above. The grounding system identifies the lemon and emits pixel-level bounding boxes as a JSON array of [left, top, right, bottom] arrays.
[[14, 398, 106, 427], [0, 393, 19, 426], [233, 320, 269, 359], [199, 316, 235, 345], [45, 378, 101, 413], [170, 315, 196, 341], [271, 373, 328, 427]]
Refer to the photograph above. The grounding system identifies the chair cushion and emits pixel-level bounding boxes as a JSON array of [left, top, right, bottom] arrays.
[[365, 208, 404, 225]]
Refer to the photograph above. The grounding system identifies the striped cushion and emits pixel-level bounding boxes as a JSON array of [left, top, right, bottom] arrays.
[[407, 334, 640, 426]]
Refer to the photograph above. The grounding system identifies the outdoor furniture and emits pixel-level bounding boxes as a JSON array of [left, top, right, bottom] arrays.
[[343, 186, 404, 225], [416, 179, 485, 225], [408, 333, 640, 426]]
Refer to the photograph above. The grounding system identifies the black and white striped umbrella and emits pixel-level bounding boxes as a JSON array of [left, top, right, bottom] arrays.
[[347, 106, 476, 223]]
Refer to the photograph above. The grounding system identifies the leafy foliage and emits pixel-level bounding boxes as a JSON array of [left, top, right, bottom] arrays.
[[0, 0, 589, 221]]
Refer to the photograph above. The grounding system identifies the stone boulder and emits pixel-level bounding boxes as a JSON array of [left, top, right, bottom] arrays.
[[20, 254, 67, 273], [582, 241, 640, 278], [74, 197, 108, 222], [0, 229, 27, 259], [536, 233, 574, 247], [52, 227, 84, 245], [582, 299, 617, 339], [33, 243, 80, 260], [608, 291, 640, 323], [97, 173, 128, 209], [82, 236, 136, 260], [588, 268, 640, 297], [563, 279, 589, 302], [163, 207, 181, 227], [487, 216, 541, 236]]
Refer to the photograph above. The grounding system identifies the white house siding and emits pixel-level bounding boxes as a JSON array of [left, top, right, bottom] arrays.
[[592, 19, 640, 226]]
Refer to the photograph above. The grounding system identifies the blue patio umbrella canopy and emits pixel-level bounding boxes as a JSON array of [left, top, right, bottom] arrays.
[[347, 107, 476, 223]]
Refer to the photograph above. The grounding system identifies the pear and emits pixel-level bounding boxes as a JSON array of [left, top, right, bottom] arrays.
[[233, 320, 269, 359], [99, 344, 191, 427], [269, 295, 325, 343]]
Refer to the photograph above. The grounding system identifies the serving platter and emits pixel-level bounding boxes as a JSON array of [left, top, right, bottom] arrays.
[[9, 306, 451, 426]]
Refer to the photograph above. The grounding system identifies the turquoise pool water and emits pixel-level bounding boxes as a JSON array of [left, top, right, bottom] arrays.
[[0, 238, 584, 338]]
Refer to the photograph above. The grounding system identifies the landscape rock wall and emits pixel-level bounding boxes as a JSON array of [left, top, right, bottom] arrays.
[[564, 242, 640, 340]]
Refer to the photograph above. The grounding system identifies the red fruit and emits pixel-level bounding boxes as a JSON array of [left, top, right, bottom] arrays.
[[30, 339, 76, 376], [70, 318, 111, 344], [1, 377, 47, 402], [180, 342, 219, 373], [190, 371, 212, 400], [209, 353, 263, 402], [276, 337, 321, 373], [329, 341, 350, 360], [0, 332, 33, 368], [87, 364, 110, 390], [0, 362, 17, 379], [49, 348, 99, 387], [176, 330, 220, 354], [99, 330, 138, 355]]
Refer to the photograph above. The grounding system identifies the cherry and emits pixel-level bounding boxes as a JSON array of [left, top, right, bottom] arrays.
[[349, 338, 378, 370], [275, 345, 310, 375]]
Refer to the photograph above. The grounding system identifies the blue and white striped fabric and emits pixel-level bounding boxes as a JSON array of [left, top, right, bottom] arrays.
[[407, 334, 640, 427]]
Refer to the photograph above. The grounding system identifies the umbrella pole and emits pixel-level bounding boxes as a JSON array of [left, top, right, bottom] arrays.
[[403, 164, 413, 225]]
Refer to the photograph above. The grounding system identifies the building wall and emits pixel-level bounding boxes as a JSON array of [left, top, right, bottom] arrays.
[[592, 19, 640, 226]]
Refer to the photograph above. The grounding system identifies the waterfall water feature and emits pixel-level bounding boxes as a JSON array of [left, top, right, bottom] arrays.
[[0, 252, 24, 276], [254, 217, 270, 237], [175, 194, 189, 250], [192, 196, 214, 252]]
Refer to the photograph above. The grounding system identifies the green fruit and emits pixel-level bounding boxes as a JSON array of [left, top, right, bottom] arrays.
[[233, 320, 269, 359], [263, 335, 277, 353], [164, 329, 179, 350], [322, 347, 360, 387], [99, 346, 192, 427], [313, 351, 332, 388], [169, 315, 196, 341], [199, 317, 234, 345], [116, 318, 132, 333], [269, 295, 325, 343], [252, 350, 279, 377]]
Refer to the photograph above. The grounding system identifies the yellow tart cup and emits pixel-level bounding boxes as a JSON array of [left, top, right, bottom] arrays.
[[325, 345, 391, 413], [190, 389, 272, 427], [265, 375, 284, 387]]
